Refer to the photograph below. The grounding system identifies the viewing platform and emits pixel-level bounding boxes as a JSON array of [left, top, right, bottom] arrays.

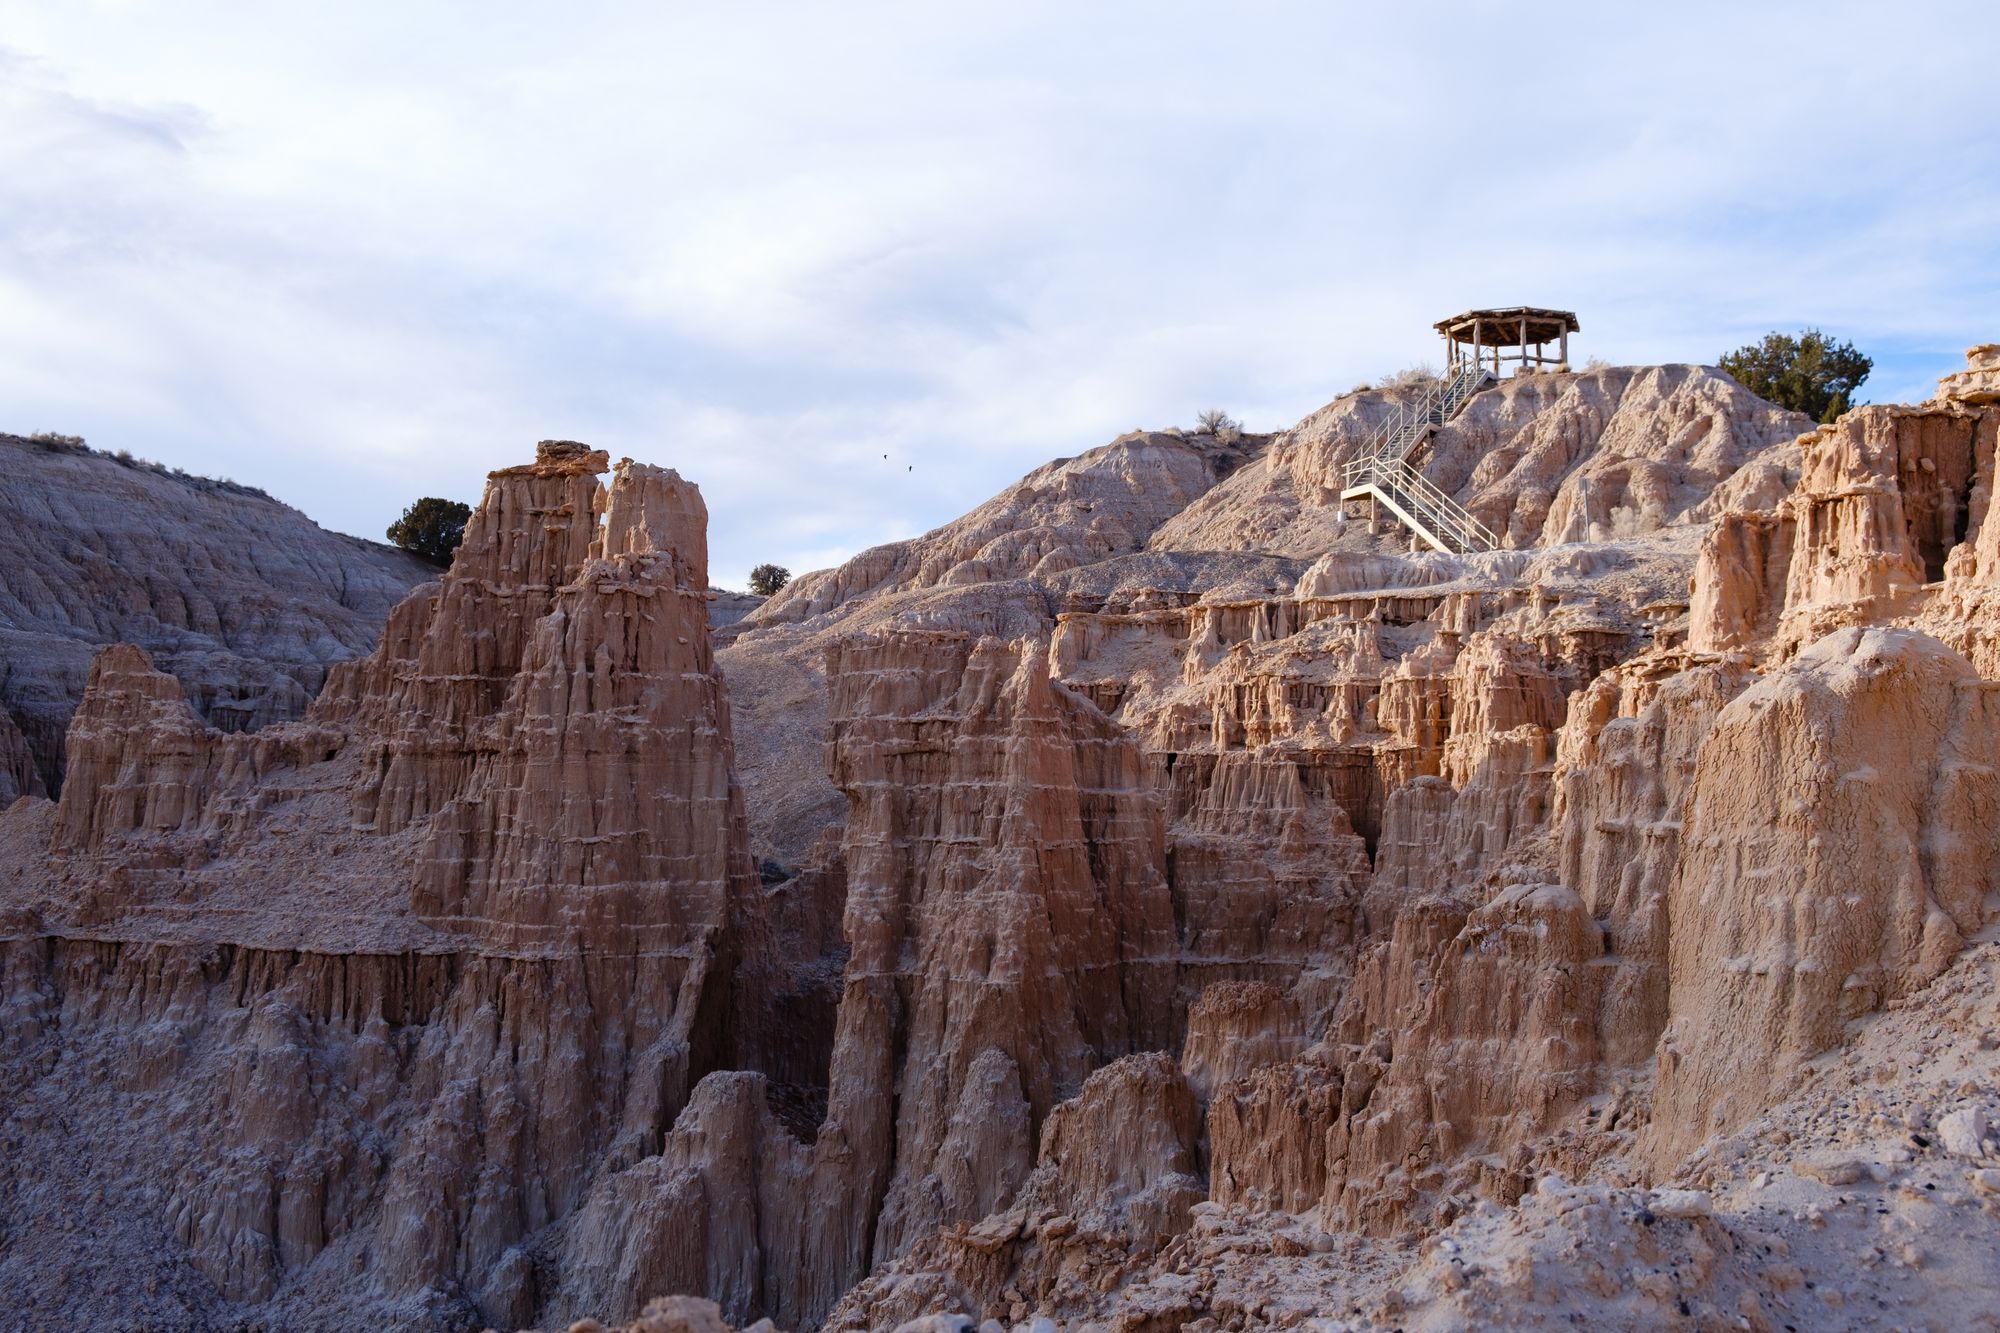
[[1340, 307, 1580, 553]]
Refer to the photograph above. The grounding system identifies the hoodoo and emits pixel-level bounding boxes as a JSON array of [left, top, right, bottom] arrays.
[[5, 350, 2000, 1330], [3, 7, 1992, 1326]]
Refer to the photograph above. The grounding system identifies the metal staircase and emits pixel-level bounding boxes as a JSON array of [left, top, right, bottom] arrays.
[[1338, 360, 1498, 554]]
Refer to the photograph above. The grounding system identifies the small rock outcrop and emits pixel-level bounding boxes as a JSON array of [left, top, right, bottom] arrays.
[[50, 643, 214, 852]]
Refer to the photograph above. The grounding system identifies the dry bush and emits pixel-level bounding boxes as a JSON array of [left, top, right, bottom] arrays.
[[1374, 363, 1441, 392], [1194, 408, 1243, 444]]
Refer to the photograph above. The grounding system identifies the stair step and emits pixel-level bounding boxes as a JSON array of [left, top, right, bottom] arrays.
[[1340, 361, 1497, 554]]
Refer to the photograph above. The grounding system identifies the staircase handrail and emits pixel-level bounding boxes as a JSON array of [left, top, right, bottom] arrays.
[[1339, 455, 1499, 553], [1338, 359, 1498, 553], [1362, 361, 1492, 465], [1378, 458, 1499, 550]]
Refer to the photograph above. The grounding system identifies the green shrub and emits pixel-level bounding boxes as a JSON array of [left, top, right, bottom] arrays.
[[748, 563, 791, 597], [387, 497, 473, 566], [1719, 330, 1872, 423]]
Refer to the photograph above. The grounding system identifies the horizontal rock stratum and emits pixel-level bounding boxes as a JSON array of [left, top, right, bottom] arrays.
[[5, 354, 2000, 1330]]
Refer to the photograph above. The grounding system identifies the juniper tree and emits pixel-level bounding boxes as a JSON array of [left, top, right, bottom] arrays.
[[1720, 330, 1872, 423], [387, 497, 473, 566]]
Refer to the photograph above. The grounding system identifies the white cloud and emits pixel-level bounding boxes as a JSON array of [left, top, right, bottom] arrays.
[[0, 1, 1995, 587]]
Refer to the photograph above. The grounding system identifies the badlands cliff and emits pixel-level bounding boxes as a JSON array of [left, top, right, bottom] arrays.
[[5, 351, 2000, 1331], [0, 432, 437, 803]]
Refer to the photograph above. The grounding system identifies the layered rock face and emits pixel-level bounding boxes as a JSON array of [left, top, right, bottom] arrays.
[[0, 432, 436, 795], [50, 642, 217, 852], [747, 350, 2000, 1329], [415, 460, 753, 954], [1203, 877, 1619, 1232], [537, 629, 1186, 1330], [1649, 626, 2000, 1164], [720, 429, 1260, 868], [1689, 359, 2000, 663], [0, 442, 764, 1329], [824, 1051, 1207, 1329], [319, 441, 613, 834], [823, 632, 1178, 1261], [11, 350, 2000, 1331], [1551, 654, 1750, 1063]]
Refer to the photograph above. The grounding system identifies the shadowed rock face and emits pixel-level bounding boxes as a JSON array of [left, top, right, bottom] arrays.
[[0, 442, 766, 1329], [0, 703, 43, 804], [823, 631, 1179, 1258], [0, 432, 438, 796], [9, 353, 2000, 1331]]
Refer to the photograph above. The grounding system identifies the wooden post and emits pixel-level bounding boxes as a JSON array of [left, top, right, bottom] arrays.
[[1560, 327, 1568, 367], [1519, 314, 1528, 373]]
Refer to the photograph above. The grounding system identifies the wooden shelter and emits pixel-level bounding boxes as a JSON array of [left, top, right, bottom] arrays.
[[1435, 307, 1579, 375]]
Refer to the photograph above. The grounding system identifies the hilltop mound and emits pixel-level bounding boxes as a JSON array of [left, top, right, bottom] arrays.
[[1149, 363, 1808, 555], [719, 364, 1805, 865], [0, 432, 436, 798], [747, 428, 1264, 631]]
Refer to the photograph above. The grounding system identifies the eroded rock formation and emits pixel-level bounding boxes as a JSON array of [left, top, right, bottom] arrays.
[[8, 350, 2000, 1330], [0, 432, 437, 797], [1649, 626, 2000, 1164], [0, 442, 764, 1329], [0, 702, 43, 804], [760, 349, 2000, 1328]]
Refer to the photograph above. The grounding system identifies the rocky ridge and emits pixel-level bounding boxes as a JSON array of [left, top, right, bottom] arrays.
[[4, 352, 2000, 1331], [0, 431, 438, 797], [0, 442, 767, 1328]]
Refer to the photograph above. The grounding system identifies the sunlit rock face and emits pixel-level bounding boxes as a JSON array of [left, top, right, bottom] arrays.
[[8, 349, 2000, 1330]]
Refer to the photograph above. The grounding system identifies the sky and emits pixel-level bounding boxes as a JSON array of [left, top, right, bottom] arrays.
[[2, 2, 1996, 589]]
